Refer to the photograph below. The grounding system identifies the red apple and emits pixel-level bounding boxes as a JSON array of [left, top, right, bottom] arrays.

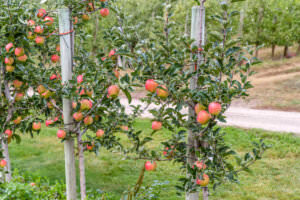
[[72, 101, 77, 109], [6, 65, 15, 73], [17, 54, 28, 62], [145, 161, 157, 171], [197, 110, 211, 125], [51, 55, 60, 63], [13, 80, 23, 89], [100, 8, 109, 17], [44, 16, 54, 26], [121, 126, 129, 131], [96, 129, 105, 138], [194, 161, 207, 170], [208, 102, 222, 115], [5, 43, 13, 52], [4, 129, 13, 138], [156, 85, 168, 98], [152, 121, 162, 131], [27, 20, 35, 26], [15, 93, 24, 101], [5, 57, 14, 65], [73, 17, 78, 25], [13, 116, 22, 125], [107, 85, 120, 98], [100, 0, 106, 1], [50, 74, 57, 80], [73, 112, 83, 122], [77, 74, 83, 84], [108, 50, 115, 58], [86, 144, 94, 151], [57, 130, 66, 139], [32, 122, 41, 131], [84, 116, 93, 126], [27, 31, 35, 40], [15, 47, 24, 57], [0, 160, 7, 168], [145, 79, 158, 93], [114, 69, 120, 78], [37, 8, 46, 18], [35, 36, 45, 45], [30, 182, 36, 187], [196, 174, 209, 187], [34, 26, 44, 34], [80, 99, 93, 111], [45, 119, 54, 127], [195, 103, 206, 114]]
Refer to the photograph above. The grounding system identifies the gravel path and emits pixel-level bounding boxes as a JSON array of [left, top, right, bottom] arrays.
[[120, 98, 300, 135]]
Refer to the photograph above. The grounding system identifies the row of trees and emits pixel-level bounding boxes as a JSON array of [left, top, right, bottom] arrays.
[[0, 0, 269, 200]]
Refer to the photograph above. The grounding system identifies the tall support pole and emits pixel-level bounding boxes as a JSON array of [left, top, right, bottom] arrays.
[[58, 8, 77, 200], [186, 3, 206, 200]]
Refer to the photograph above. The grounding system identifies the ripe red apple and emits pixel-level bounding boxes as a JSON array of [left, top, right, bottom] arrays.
[[96, 129, 105, 138], [208, 102, 222, 115], [0, 160, 7, 168], [114, 69, 120, 78], [13, 80, 23, 89], [57, 130, 66, 139], [73, 112, 83, 122], [15, 93, 24, 101], [13, 116, 22, 125], [100, 8, 109, 17], [145, 79, 158, 93], [37, 8, 46, 18], [35, 36, 45, 45], [121, 126, 129, 131], [145, 161, 157, 171], [50, 74, 57, 80], [30, 182, 36, 187], [152, 121, 162, 131], [73, 17, 78, 25], [77, 74, 83, 84], [194, 161, 207, 170], [156, 85, 168, 98], [5, 43, 13, 52], [37, 85, 46, 94], [32, 122, 41, 131], [51, 55, 60, 63], [100, 0, 106, 1], [56, 44, 60, 52], [196, 110, 211, 125], [17, 54, 28, 62], [196, 174, 209, 187], [84, 116, 93, 126], [6, 65, 15, 73], [86, 144, 94, 151], [45, 119, 54, 127], [34, 26, 44, 34], [195, 103, 206, 114], [15, 47, 24, 57], [27, 20, 35, 26], [82, 14, 90, 21], [72, 101, 77, 109], [44, 16, 54, 26], [108, 50, 115, 58], [80, 99, 93, 111], [4, 129, 13, 138], [107, 85, 120, 98], [5, 57, 14, 65]]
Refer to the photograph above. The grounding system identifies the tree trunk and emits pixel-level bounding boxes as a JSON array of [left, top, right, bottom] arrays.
[[77, 135, 86, 200], [271, 44, 276, 59], [92, 13, 99, 56], [283, 45, 289, 58], [2, 140, 11, 182]]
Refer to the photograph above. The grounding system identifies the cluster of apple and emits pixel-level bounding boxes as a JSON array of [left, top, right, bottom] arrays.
[[79, 0, 110, 22], [192, 161, 210, 187], [195, 102, 222, 125], [4, 43, 27, 73], [163, 145, 176, 159]]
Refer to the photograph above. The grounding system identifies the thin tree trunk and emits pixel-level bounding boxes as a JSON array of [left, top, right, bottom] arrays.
[[92, 13, 99, 56], [271, 44, 276, 59], [77, 135, 86, 200], [2, 140, 11, 182], [283, 45, 289, 57]]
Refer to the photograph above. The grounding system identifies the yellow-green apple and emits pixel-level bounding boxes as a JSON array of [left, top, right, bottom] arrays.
[[15, 47, 24, 57], [6, 65, 15, 73], [51, 55, 60, 63], [80, 99, 92, 111], [121, 126, 129, 131], [13, 116, 22, 125], [5, 43, 13, 52], [35, 36, 45, 45], [42, 90, 52, 99], [56, 44, 60, 52], [96, 129, 105, 138], [86, 90, 93, 97], [195, 103, 206, 114], [72, 101, 77, 109], [196, 174, 209, 187], [107, 85, 120, 98], [32, 122, 41, 131], [15, 93, 24, 101], [37, 85, 46, 94], [27, 31, 35, 40], [145, 161, 157, 171], [114, 69, 120, 78], [37, 8, 46, 18], [82, 14, 90, 21], [44, 16, 54, 26], [196, 110, 211, 125], [0, 160, 7, 168], [152, 121, 162, 131], [145, 79, 158, 93], [156, 85, 168, 98], [57, 130, 66, 139], [100, 8, 109, 17], [13, 80, 23, 89], [47, 100, 56, 109], [84, 116, 93, 126], [77, 74, 83, 84], [5, 57, 14, 65], [208, 102, 222, 115], [4, 129, 13, 138], [27, 20, 35, 26], [73, 112, 83, 122], [17, 54, 28, 62]]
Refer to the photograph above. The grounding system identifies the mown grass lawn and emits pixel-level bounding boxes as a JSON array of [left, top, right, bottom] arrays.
[[8, 119, 300, 200]]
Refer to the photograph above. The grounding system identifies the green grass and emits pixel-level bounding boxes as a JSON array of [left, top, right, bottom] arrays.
[[8, 120, 300, 200]]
